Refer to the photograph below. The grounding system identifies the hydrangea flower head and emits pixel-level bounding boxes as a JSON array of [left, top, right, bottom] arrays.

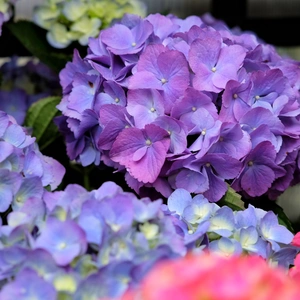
[[0, 183, 193, 299], [33, 0, 147, 48], [0, 182, 298, 299], [57, 12, 300, 203], [0, 110, 65, 212]]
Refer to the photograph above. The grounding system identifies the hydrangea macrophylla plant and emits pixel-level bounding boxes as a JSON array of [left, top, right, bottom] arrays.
[[166, 188, 297, 267], [0, 109, 65, 212], [56, 12, 300, 203], [33, 0, 147, 48], [0, 182, 190, 299], [120, 252, 300, 300], [0, 180, 298, 299]]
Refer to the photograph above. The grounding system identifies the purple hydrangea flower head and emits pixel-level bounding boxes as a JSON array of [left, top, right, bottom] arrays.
[[56, 12, 300, 202]]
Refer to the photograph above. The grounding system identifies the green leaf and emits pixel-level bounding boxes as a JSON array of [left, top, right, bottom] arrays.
[[7, 21, 71, 73], [24, 96, 62, 151], [219, 186, 245, 211]]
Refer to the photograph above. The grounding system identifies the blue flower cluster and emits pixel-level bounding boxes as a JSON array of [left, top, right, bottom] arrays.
[[167, 188, 297, 268], [0, 110, 65, 213], [0, 182, 187, 299], [0, 180, 297, 299]]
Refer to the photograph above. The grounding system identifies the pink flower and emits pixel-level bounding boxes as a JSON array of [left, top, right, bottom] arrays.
[[290, 254, 300, 281], [121, 252, 300, 300], [292, 232, 300, 247]]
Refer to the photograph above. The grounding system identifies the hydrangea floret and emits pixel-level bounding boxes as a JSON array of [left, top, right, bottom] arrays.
[[33, 0, 147, 48], [56, 12, 300, 203], [0, 180, 298, 299]]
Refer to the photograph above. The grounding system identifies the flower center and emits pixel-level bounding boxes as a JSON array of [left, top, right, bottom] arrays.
[[161, 78, 168, 84], [16, 196, 22, 203], [233, 93, 238, 99], [58, 242, 67, 249], [219, 136, 224, 142], [248, 160, 254, 166], [132, 42, 136, 47], [146, 139, 152, 146], [192, 106, 197, 112], [211, 67, 217, 72], [255, 95, 260, 101], [150, 107, 156, 112], [115, 98, 120, 103], [206, 163, 211, 168], [201, 129, 206, 135]]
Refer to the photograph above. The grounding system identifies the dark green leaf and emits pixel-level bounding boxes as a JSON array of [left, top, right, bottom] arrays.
[[7, 21, 71, 73], [24, 96, 62, 151], [219, 186, 245, 211]]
